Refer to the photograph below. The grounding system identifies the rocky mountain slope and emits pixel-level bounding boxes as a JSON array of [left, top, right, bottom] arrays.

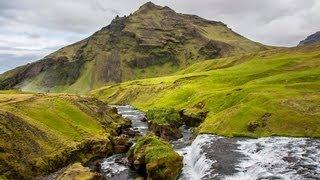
[[0, 91, 130, 179], [0, 2, 267, 94], [299, 31, 320, 45], [91, 43, 320, 138]]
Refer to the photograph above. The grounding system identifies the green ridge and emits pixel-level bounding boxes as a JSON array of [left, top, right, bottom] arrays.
[[91, 44, 320, 138]]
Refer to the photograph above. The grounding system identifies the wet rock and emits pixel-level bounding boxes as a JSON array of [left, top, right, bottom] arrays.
[[114, 157, 129, 166], [141, 116, 147, 122], [112, 134, 132, 154], [123, 128, 139, 137], [148, 123, 183, 141]]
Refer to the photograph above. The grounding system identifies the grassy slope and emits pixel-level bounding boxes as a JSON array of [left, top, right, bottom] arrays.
[[91, 44, 320, 138], [0, 91, 128, 179]]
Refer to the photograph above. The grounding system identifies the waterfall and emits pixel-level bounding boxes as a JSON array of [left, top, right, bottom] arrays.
[[177, 135, 219, 180]]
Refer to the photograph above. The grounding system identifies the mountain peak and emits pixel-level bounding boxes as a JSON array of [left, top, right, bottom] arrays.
[[299, 31, 320, 46], [139, 1, 161, 10]]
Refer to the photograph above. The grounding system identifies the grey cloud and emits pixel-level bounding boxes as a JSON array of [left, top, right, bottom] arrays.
[[0, 0, 319, 73], [0, 54, 41, 74]]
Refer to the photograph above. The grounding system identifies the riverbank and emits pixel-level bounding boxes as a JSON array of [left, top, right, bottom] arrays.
[[0, 91, 130, 179]]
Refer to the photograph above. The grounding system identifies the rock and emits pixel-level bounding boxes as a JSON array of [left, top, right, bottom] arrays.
[[247, 121, 260, 132], [141, 116, 147, 122], [148, 123, 183, 141], [127, 134, 183, 180], [112, 134, 132, 154], [57, 163, 106, 180], [146, 108, 184, 140], [299, 31, 320, 46], [180, 110, 207, 127]]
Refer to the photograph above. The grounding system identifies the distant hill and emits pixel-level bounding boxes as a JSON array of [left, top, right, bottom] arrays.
[[0, 2, 267, 94], [299, 31, 320, 45]]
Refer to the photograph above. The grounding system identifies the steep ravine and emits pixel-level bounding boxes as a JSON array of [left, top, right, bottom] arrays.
[[98, 105, 320, 180]]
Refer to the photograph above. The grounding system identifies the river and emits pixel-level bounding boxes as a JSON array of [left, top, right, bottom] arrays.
[[100, 105, 320, 180]]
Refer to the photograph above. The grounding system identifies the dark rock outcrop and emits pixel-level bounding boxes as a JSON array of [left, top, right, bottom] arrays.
[[180, 110, 208, 127], [299, 31, 320, 46]]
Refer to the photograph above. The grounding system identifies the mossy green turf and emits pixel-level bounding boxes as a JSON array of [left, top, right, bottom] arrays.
[[129, 134, 182, 179], [146, 108, 181, 125], [92, 44, 320, 138], [0, 91, 127, 179]]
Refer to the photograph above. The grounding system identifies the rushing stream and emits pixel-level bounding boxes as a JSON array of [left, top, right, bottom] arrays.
[[100, 105, 320, 180]]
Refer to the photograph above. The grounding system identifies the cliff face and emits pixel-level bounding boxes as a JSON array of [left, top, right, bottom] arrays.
[[299, 31, 320, 46], [0, 2, 267, 93]]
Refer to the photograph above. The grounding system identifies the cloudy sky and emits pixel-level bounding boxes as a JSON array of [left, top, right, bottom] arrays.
[[0, 0, 319, 73]]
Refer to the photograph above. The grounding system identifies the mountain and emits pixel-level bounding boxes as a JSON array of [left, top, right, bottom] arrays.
[[299, 31, 320, 45], [0, 2, 267, 94], [91, 43, 320, 138]]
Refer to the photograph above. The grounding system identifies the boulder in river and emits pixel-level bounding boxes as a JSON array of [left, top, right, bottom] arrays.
[[127, 134, 183, 180]]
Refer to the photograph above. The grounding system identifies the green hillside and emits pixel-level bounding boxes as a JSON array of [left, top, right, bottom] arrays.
[[0, 91, 128, 179], [91, 44, 320, 138], [0, 2, 267, 94]]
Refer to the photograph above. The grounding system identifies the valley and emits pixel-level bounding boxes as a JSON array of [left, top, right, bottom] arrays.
[[0, 1, 319, 179]]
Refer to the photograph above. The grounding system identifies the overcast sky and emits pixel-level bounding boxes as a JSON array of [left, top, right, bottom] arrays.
[[0, 0, 319, 73]]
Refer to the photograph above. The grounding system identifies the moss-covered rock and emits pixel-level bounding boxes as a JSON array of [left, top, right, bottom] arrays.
[[146, 108, 183, 140], [127, 134, 183, 180], [57, 163, 105, 180]]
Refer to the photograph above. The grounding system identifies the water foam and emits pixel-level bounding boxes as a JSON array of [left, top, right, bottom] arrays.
[[178, 134, 219, 180], [226, 137, 320, 180]]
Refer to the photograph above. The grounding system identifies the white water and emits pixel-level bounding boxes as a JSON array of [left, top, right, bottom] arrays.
[[177, 135, 219, 180], [226, 137, 320, 180], [177, 134, 320, 180], [99, 105, 148, 179], [115, 105, 148, 135], [102, 106, 320, 180], [100, 154, 129, 179]]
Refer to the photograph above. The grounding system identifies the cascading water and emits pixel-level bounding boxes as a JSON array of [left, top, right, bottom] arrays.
[[225, 137, 320, 180], [176, 135, 219, 180], [99, 105, 320, 180], [99, 105, 148, 179], [113, 105, 148, 135]]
